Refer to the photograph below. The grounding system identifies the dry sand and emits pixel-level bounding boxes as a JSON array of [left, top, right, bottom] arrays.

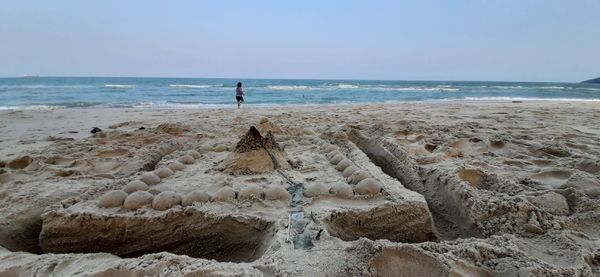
[[0, 101, 599, 276]]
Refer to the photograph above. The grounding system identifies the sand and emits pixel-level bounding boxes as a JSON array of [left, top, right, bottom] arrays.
[[0, 101, 599, 276]]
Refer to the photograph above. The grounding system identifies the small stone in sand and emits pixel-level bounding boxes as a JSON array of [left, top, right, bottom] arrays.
[[167, 161, 186, 172], [304, 183, 328, 197], [178, 155, 195, 165], [153, 167, 174, 179], [335, 159, 353, 171], [329, 183, 354, 198], [123, 191, 154, 210], [355, 178, 382, 195], [152, 191, 182, 211], [182, 191, 211, 206], [97, 190, 128, 208], [214, 187, 237, 201], [123, 180, 149, 194], [259, 117, 269, 124], [140, 172, 161, 186]]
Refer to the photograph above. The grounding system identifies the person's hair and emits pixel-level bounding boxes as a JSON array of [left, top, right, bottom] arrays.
[[237, 82, 242, 88]]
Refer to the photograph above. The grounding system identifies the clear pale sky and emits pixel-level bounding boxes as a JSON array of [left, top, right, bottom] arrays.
[[1, 0, 599, 82]]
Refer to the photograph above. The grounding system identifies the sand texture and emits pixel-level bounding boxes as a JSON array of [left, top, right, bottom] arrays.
[[1, 102, 600, 276]]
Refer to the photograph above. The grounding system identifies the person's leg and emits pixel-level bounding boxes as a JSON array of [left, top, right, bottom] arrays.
[[237, 100, 240, 109]]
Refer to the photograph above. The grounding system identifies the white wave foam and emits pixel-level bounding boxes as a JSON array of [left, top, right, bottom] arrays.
[[336, 84, 359, 89], [267, 85, 312, 90], [0, 105, 62, 110], [463, 97, 600, 102], [378, 87, 460, 92], [169, 84, 214, 89], [132, 101, 233, 109], [104, 84, 136, 88]]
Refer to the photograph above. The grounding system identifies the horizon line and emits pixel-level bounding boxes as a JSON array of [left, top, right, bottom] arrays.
[[0, 75, 588, 84]]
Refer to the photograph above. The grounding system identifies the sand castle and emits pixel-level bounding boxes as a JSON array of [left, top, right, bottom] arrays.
[[1, 105, 599, 276]]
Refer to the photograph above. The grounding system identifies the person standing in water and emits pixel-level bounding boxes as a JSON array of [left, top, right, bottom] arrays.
[[236, 82, 244, 109]]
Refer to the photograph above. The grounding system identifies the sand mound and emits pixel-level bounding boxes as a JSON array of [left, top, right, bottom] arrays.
[[153, 167, 174, 179], [355, 178, 382, 195], [97, 190, 128, 208], [148, 184, 173, 195], [187, 150, 202, 159], [139, 172, 161, 185], [259, 120, 283, 134], [342, 165, 358, 178], [214, 144, 228, 152], [214, 187, 237, 201], [304, 183, 328, 197], [264, 186, 291, 202], [349, 170, 370, 184], [167, 161, 186, 171], [182, 191, 211, 206], [329, 154, 344, 165], [178, 155, 195, 165], [152, 191, 182, 211], [335, 159, 352, 171], [527, 192, 569, 215], [329, 183, 354, 198], [123, 180, 149, 194], [223, 127, 290, 175], [123, 191, 154, 210], [239, 184, 263, 200]]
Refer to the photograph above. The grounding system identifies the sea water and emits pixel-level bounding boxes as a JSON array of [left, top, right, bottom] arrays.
[[0, 77, 599, 109]]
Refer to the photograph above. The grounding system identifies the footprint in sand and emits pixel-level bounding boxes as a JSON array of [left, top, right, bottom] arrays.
[[530, 169, 572, 188]]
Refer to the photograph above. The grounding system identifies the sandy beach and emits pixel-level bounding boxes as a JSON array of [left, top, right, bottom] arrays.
[[1, 101, 600, 276]]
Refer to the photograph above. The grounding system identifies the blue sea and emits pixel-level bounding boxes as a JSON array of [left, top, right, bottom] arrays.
[[0, 77, 599, 110]]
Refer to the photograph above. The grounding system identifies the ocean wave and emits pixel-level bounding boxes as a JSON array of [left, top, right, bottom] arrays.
[[104, 84, 136, 88], [463, 97, 600, 102], [336, 84, 360, 89], [131, 101, 233, 109], [0, 104, 63, 110], [267, 85, 313, 90], [169, 84, 215, 89], [377, 87, 460, 92]]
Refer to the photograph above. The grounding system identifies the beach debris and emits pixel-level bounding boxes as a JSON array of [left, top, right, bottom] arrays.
[[90, 127, 102, 134]]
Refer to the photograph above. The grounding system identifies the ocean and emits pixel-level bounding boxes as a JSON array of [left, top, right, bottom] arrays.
[[0, 77, 599, 110]]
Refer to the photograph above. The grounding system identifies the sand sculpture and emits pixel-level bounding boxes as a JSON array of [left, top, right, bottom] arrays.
[[2, 107, 600, 276]]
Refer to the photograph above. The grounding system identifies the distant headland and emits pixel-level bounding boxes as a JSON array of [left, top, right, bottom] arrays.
[[582, 77, 600, 84]]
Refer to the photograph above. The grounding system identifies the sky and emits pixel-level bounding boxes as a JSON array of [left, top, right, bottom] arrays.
[[1, 1, 599, 82]]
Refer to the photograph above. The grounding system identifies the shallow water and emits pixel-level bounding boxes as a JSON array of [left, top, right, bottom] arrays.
[[0, 77, 599, 109]]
